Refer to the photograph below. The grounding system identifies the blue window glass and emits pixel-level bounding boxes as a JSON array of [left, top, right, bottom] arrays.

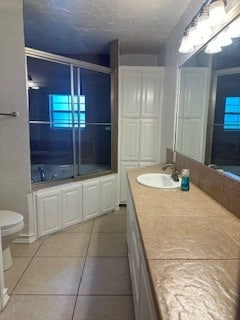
[[49, 94, 86, 128], [223, 97, 240, 130]]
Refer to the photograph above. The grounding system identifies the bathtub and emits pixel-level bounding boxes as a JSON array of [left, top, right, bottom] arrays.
[[31, 164, 111, 183], [222, 165, 240, 181]]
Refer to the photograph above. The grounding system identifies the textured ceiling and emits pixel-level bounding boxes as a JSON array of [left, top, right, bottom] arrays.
[[23, 0, 191, 55]]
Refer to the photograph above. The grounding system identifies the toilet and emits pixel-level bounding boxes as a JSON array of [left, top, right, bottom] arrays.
[[0, 210, 24, 271]]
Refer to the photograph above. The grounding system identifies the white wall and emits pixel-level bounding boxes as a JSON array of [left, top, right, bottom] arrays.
[[120, 54, 160, 66], [0, 0, 31, 234]]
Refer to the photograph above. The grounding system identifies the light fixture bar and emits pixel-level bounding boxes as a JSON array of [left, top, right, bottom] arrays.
[[178, 0, 237, 55]]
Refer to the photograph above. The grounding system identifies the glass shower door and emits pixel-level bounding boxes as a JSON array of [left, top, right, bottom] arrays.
[[28, 51, 113, 184], [74, 67, 112, 177], [28, 57, 74, 183]]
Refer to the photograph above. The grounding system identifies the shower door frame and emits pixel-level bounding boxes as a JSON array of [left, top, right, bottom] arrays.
[[26, 47, 115, 183], [205, 66, 240, 165]]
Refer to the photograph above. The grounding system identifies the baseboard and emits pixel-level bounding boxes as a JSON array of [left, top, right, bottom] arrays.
[[14, 233, 37, 244], [2, 288, 10, 310]]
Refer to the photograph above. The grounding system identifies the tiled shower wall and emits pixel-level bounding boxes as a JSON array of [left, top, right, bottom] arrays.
[[166, 149, 240, 219]]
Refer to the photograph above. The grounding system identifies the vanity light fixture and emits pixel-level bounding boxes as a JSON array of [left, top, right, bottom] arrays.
[[178, 1, 212, 53], [208, 0, 227, 27], [178, 0, 228, 54]]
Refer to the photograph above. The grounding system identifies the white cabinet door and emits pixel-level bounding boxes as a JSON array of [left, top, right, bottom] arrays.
[[181, 118, 205, 162], [179, 67, 210, 118], [101, 175, 116, 213], [121, 71, 141, 118], [177, 67, 210, 163], [131, 220, 141, 320], [139, 119, 159, 162], [141, 72, 162, 118], [121, 119, 140, 161], [61, 184, 82, 229], [127, 190, 158, 320], [83, 179, 101, 220], [127, 192, 141, 320], [36, 190, 61, 237], [120, 162, 139, 203], [139, 249, 157, 320]]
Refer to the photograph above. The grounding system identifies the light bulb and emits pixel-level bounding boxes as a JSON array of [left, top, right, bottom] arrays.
[[208, 0, 226, 27], [227, 17, 240, 38], [188, 24, 204, 46], [197, 13, 213, 40], [215, 31, 233, 47], [205, 39, 222, 54], [179, 35, 194, 53]]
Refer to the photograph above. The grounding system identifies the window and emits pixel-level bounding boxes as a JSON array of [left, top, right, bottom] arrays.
[[49, 94, 86, 128], [223, 96, 240, 130]]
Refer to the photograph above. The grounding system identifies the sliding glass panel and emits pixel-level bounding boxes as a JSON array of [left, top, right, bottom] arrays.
[[28, 57, 74, 183], [30, 123, 74, 183], [77, 124, 111, 176], [28, 54, 113, 184], [80, 69, 111, 123], [75, 68, 112, 176]]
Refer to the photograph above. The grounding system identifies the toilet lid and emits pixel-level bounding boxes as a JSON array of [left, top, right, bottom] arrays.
[[0, 210, 23, 229]]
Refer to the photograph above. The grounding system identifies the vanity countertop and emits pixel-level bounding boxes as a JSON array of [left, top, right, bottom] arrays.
[[127, 165, 240, 320]]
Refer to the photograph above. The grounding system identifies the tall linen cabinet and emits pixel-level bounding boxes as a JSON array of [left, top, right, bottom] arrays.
[[119, 67, 165, 203]]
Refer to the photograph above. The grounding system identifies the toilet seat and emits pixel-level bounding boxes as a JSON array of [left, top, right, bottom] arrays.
[[0, 210, 23, 229], [0, 210, 24, 236], [0, 210, 24, 271]]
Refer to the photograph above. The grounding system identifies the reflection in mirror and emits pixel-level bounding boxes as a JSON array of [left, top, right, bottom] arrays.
[[176, 14, 240, 180]]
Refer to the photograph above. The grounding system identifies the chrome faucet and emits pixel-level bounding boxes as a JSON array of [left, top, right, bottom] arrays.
[[207, 163, 219, 169], [162, 163, 179, 182], [207, 163, 224, 174], [38, 166, 46, 181]]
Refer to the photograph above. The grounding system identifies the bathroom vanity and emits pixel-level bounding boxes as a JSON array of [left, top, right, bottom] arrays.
[[127, 165, 240, 320]]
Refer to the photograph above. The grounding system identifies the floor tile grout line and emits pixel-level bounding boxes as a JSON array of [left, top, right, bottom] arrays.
[[7, 210, 131, 318], [76, 293, 133, 297], [71, 213, 129, 319], [9, 239, 46, 296], [91, 231, 127, 234], [16, 255, 87, 259], [85, 257, 129, 260], [148, 258, 240, 261], [9, 233, 88, 298], [71, 217, 95, 320], [11, 293, 78, 296], [87, 255, 128, 258], [11, 293, 133, 297], [60, 231, 92, 234]]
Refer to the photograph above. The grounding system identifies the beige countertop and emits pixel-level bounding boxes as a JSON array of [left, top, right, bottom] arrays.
[[127, 165, 240, 320]]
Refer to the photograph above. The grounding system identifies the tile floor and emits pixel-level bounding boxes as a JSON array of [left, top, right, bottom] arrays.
[[0, 206, 135, 320]]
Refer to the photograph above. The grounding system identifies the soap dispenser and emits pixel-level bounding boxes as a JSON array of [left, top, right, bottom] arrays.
[[181, 169, 190, 191]]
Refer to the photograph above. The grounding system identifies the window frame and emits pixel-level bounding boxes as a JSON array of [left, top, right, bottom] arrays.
[[49, 94, 86, 129], [223, 96, 240, 131]]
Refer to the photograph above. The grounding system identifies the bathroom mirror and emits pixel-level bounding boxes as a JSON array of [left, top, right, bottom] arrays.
[[176, 12, 240, 179]]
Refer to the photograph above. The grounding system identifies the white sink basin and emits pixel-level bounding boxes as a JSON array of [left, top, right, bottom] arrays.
[[136, 173, 181, 189]]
